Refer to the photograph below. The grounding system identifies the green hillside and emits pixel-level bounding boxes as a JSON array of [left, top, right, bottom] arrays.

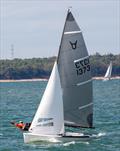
[[0, 54, 120, 80]]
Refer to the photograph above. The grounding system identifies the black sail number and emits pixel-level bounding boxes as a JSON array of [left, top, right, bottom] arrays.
[[74, 58, 91, 76]]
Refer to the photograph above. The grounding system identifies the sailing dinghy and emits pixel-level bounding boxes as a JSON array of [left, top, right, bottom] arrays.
[[103, 61, 112, 81], [24, 9, 95, 143]]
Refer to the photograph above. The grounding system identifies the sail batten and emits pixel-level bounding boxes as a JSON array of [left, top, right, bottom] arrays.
[[76, 79, 92, 86], [78, 103, 93, 110], [74, 56, 89, 63], [64, 31, 81, 35]]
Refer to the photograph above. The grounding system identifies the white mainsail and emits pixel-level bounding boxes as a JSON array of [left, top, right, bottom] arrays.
[[104, 61, 112, 80], [57, 9, 93, 128], [29, 62, 64, 135]]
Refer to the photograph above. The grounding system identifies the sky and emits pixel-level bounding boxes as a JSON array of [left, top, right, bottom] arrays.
[[0, 0, 120, 59]]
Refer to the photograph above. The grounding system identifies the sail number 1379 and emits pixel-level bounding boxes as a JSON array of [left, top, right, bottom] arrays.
[[74, 58, 91, 76]]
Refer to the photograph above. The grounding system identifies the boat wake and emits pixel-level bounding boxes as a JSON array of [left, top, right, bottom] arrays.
[[27, 132, 106, 149], [0, 133, 3, 136], [61, 132, 106, 146], [29, 140, 90, 149], [48, 138, 62, 143], [63, 141, 90, 146], [63, 141, 76, 146], [97, 132, 106, 137], [92, 132, 106, 139]]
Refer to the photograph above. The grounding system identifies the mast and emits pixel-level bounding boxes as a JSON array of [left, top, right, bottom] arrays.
[[57, 8, 72, 63]]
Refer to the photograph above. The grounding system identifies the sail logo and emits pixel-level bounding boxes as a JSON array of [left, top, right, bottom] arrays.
[[74, 57, 91, 75], [37, 118, 54, 127], [69, 40, 77, 49]]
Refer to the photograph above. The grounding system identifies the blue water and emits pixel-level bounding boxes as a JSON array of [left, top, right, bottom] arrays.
[[0, 80, 120, 151]]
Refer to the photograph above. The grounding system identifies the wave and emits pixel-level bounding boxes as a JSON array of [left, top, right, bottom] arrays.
[[0, 133, 3, 136], [63, 141, 76, 146], [63, 141, 90, 146], [92, 132, 106, 138]]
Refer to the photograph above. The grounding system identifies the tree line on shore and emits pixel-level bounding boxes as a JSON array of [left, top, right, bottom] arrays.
[[0, 53, 120, 80]]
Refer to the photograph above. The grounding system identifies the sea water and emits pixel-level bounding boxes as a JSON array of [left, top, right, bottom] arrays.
[[0, 80, 120, 151]]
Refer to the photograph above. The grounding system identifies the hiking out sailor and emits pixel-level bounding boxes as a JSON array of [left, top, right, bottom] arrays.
[[10, 121, 31, 131]]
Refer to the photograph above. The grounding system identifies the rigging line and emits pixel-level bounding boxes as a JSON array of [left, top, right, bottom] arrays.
[[57, 9, 70, 64]]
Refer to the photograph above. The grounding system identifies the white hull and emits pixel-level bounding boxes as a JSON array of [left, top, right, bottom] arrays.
[[23, 132, 94, 143]]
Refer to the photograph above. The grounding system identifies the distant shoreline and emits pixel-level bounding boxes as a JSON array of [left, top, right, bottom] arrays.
[[0, 78, 48, 83], [0, 76, 120, 83], [93, 76, 120, 80]]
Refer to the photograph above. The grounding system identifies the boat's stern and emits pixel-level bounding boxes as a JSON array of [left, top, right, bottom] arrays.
[[23, 132, 44, 143], [23, 132, 33, 143]]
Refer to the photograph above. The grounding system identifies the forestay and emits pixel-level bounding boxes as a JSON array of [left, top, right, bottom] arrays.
[[57, 10, 93, 128], [29, 62, 64, 135]]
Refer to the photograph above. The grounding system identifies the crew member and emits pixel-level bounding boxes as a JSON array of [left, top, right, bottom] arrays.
[[11, 121, 25, 130], [10, 121, 31, 131]]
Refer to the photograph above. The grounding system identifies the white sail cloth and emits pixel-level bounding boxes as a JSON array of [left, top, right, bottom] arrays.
[[104, 61, 112, 79], [29, 62, 64, 135]]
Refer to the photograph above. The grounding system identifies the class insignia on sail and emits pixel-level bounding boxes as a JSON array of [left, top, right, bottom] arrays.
[[69, 40, 77, 49]]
